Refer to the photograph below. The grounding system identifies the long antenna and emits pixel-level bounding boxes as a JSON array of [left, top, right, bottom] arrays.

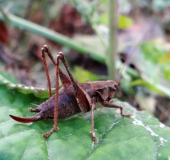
[[117, 24, 153, 85]]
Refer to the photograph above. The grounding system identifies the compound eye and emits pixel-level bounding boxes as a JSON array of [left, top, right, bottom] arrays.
[[109, 87, 116, 92]]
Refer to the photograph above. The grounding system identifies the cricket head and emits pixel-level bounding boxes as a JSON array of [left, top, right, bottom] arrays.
[[88, 80, 119, 101], [102, 80, 119, 100]]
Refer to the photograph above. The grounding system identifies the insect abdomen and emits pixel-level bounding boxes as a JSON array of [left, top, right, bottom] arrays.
[[36, 86, 81, 118]]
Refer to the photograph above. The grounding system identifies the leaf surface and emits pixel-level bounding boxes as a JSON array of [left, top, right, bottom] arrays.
[[0, 79, 170, 160]]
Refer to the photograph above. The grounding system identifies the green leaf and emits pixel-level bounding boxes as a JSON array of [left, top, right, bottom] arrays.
[[99, 14, 133, 29], [0, 76, 170, 159], [131, 79, 165, 95], [140, 40, 170, 81], [159, 52, 170, 64], [140, 40, 167, 64], [118, 15, 133, 29], [98, 13, 108, 25], [0, 74, 54, 98], [0, 71, 19, 84], [72, 66, 100, 82]]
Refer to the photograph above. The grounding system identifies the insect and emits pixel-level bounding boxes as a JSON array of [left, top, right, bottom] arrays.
[[10, 45, 131, 142]]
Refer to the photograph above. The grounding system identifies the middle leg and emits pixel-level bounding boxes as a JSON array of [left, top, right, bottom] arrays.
[[42, 54, 60, 138]]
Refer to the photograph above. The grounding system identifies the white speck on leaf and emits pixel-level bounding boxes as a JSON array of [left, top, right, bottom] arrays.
[[132, 116, 167, 146]]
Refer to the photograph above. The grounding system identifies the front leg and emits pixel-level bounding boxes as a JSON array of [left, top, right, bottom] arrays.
[[90, 103, 97, 142], [101, 101, 131, 117]]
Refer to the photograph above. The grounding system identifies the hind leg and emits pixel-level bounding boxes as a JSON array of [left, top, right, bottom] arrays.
[[41, 45, 71, 97]]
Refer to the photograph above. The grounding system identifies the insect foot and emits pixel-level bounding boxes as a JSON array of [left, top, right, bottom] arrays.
[[90, 131, 98, 143], [122, 114, 131, 118], [42, 127, 59, 138]]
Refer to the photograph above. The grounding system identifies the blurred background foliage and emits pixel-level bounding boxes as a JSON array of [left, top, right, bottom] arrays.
[[0, 0, 170, 126]]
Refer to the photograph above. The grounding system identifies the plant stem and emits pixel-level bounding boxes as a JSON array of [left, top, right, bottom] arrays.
[[0, 11, 104, 63], [108, 0, 118, 80]]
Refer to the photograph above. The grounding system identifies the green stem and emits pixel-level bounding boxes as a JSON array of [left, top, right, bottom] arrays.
[[108, 0, 117, 80], [0, 11, 105, 63]]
